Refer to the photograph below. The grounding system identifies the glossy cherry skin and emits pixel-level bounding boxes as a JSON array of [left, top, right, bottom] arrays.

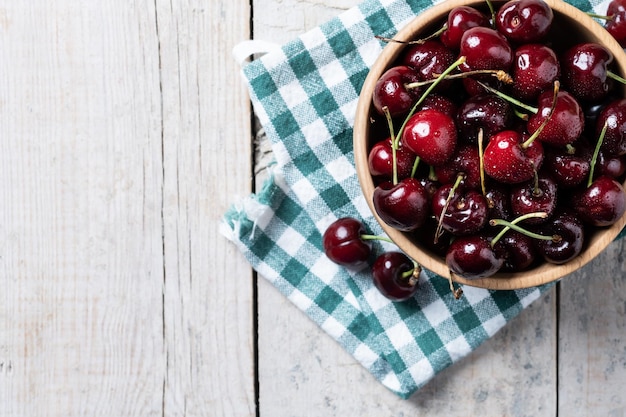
[[459, 26, 514, 72], [496, 0, 554, 43], [527, 90, 585, 147], [542, 146, 590, 189], [572, 175, 626, 226], [431, 184, 489, 235], [368, 138, 417, 182], [606, 0, 626, 47], [485, 185, 513, 221], [483, 130, 544, 184], [322, 218, 371, 269], [372, 65, 422, 118], [416, 93, 459, 119], [373, 178, 430, 232], [560, 43, 614, 103], [402, 109, 457, 166], [456, 93, 514, 144], [494, 230, 537, 272], [399, 40, 456, 90], [434, 144, 482, 190], [510, 175, 558, 224], [446, 235, 504, 279], [510, 44, 560, 101], [440, 6, 490, 50], [372, 251, 419, 301], [534, 210, 585, 264], [595, 98, 626, 156]]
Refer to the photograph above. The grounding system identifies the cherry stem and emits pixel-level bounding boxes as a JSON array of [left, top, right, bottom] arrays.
[[587, 12, 614, 21], [360, 234, 394, 244], [405, 69, 512, 89], [607, 70, 626, 85], [375, 24, 448, 45], [410, 156, 421, 178], [478, 128, 487, 197], [434, 172, 465, 244], [476, 81, 538, 115], [401, 261, 422, 286], [396, 56, 467, 142], [588, 121, 608, 187], [489, 212, 560, 246], [485, 0, 496, 27], [447, 272, 463, 299], [382, 106, 399, 185], [521, 80, 560, 149]]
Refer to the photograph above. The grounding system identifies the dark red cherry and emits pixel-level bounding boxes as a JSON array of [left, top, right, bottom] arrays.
[[373, 178, 430, 232], [399, 40, 456, 90], [434, 144, 482, 189], [509, 175, 558, 224], [372, 251, 420, 301], [368, 138, 417, 181], [510, 44, 560, 101], [322, 218, 372, 269], [606, 0, 626, 47], [485, 185, 513, 221], [483, 130, 544, 184], [494, 230, 537, 272], [372, 65, 422, 118], [527, 90, 585, 146], [534, 210, 585, 264], [416, 93, 459, 119], [440, 6, 490, 50], [456, 93, 514, 144], [560, 43, 614, 103], [595, 98, 626, 156], [542, 146, 590, 189], [572, 175, 626, 226], [459, 26, 514, 72], [597, 151, 626, 178], [402, 109, 457, 166], [496, 0, 553, 43], [446, 235, 504, 279], [431, 184, 489, 235]]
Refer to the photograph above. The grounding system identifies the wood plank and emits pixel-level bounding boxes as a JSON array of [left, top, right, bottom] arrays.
[[252, 0, 557, 414], [0, 2, 165, 415], [558, 237, 626, 416], [156, 0, 256, 415]]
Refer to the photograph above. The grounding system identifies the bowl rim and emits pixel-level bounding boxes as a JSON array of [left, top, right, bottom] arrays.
[[353, 0, 626, 290]]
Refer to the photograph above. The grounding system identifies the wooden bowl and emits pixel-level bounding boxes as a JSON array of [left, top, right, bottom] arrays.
[[354, 0, 626, 290]]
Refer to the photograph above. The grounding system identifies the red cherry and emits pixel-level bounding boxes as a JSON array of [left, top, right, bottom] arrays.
[[402, 109, 457, 166], [322, 218, 372, 269], [595, 98, 626, 156], [509, 175, 558, 224], [572, 175, 626, 226], [483, 130, 544, 184], [446, 235, 504, 279], [510, 44, 560, 101], [495, 0, 554, 43], [373, 178, 430, 232], [431, 183, 489, 235], [534, 210, 585, 264], [560, 43, 614, 103], [440, 5, 490, 50], [527, 90, 585, 146], [459, 26, 514, 72], [368, 138, 417, 181], [372, 65, 422, 118], [372, 252, 420, 301], [606, 0, 626, 47]]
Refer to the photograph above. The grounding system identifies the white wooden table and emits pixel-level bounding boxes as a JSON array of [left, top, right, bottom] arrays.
[[1, 0, 625, 415]]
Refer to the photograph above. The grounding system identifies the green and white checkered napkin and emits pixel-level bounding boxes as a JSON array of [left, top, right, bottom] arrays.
[[221, 0, 618, 399]]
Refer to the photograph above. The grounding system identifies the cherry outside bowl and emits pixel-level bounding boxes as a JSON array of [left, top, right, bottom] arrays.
[[353, 0, 626, 290]]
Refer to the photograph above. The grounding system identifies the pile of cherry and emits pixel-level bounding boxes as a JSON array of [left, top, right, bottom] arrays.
[[323, 0, 626, 301]]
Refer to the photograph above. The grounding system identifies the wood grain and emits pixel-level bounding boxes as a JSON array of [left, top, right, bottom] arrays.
[[0, 1, 255, 416]]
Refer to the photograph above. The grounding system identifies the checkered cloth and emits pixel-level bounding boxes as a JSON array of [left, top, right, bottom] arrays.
[[221, 0, 623, 399]]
